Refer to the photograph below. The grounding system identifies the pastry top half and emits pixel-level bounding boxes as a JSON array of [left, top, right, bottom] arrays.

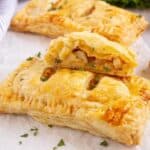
[[11, 0, 148, 45], [0, 58, 150, 145], [45, 32, 137, 77]]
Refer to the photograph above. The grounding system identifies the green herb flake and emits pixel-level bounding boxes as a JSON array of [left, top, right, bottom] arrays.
[[20, 133, 28, 138], [103, 66, 111, 72], [48, 124, 53, 128], [30, 127, 38, 136], [78, 67, 84, 71], [88, 62, 95, 68], [37, 52, 41, 58], [40, 76, 49, 82], [33, 131, 38, 136], [95, 75, 100, 82], [137, 15, 142, 18], [92, 47, 95, 51], [52, 139, 65, 150], [100, 140, 108, 147], [53, 146, 57, 150], [57, 139, 65, 147], [26, 57, 33, 61], [55, 58, 62, 64], [18, 141, 22, 145], [47, 8, 52, 11], [30, 127, 38, 131], [51, 7, 58, 11]]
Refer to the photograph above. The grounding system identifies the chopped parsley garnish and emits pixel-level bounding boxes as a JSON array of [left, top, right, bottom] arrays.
[[100, 140, 108, 147], [78, 67, 84, 71], [30, 127, 38, 136], [48, 124, 53, 128], [26, 57, 33, 61], [18, 141, 22, 145], [20, 133, 28, 138], [103, 66, 111, 72], [53, 147, 57, 150], [88, 62, 95, 68], [57, 139, 65, 147], [33, 131, 38, 136], [92, 47, 95, 51], [53, 139, 65, 150], [30, 127, 38, 131], [40, 76, 49, 81], [55, 58, 62, 64], [137, 15, 142, 18], [37, 52, 41, 58]]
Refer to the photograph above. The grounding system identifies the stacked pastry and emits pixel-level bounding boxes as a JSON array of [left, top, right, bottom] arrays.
[[0, 31, 150, 145]]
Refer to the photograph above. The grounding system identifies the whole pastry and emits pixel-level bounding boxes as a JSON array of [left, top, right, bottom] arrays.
[[11, 0, 148, 45]]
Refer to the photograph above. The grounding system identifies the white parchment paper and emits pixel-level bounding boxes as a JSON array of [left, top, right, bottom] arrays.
[[0, 30, 150, 150]]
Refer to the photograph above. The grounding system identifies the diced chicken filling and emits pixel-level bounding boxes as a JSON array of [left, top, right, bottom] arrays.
[[53, 49, 124, 73], [73, 50, 123, 71]]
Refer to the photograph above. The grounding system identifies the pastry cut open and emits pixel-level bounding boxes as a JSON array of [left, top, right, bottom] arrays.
[[0, 58, 150, 145], [11, 0, 148, 45], [45, 32, 137, 77]]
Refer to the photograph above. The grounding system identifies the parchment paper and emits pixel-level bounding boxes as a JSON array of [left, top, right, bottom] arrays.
[[0, 29, 150, 150]]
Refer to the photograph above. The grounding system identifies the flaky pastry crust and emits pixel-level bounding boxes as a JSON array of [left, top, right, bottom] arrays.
[[11, 0, 148, 45], [0, 58, 150, 145]]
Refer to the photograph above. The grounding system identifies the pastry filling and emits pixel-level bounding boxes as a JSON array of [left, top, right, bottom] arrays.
[[53, 48, 124, 73]]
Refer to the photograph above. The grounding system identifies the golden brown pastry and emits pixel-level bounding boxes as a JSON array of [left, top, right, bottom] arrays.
[[0, 58, 150, 145], [11, 0, 148, 46], [45, 32, 137, 77]]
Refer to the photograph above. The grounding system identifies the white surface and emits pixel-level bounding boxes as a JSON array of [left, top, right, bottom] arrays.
[[132, 9, 150, 48], [0, 30, 150, 150]]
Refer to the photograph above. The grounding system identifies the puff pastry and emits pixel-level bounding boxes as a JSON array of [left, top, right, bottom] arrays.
[[45, 32, 137, 77], [11, 0, 148, 46], [0, 58, 150, 145]]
